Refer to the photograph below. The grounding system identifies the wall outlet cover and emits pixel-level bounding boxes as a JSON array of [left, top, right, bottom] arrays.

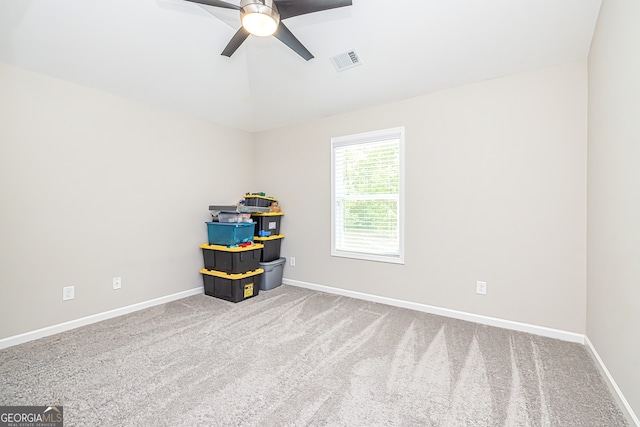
[[63, 286, 75, 301], [476, 281, 487, 295]]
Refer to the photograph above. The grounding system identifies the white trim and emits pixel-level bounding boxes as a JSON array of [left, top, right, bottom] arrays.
[[0, 287, 203, 350], [282, 278, 585, 344], [585, 337, 640, 426]]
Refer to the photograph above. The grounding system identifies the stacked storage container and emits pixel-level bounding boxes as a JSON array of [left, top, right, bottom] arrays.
[[244, 194, 286, 291], [200, 214, 264, 302]]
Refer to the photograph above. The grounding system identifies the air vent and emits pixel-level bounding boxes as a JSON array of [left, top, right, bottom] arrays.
[[330, 49, 362, 72]]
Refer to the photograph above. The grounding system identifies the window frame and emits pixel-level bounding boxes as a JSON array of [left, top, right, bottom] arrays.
[[330, 127, 405, 264]]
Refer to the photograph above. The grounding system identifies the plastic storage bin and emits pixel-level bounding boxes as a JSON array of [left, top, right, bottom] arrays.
[[251, 212, 284, 237], [216, 212, 252, 223], [200, 243, 264, 274], [253, 234, 284, 262], [206, 222, 255, 246], [244, 194, 278, 208], [256, 257, 286, 291], [200, 268, 264, 303]]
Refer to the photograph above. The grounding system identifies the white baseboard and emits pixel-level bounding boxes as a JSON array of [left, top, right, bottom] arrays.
[[0, 287, 203, 350], [585, 337, 640, 426], [282, 278, 585, 344]]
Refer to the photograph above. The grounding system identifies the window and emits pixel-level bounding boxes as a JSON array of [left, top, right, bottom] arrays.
[[331, 127, 405, 264]]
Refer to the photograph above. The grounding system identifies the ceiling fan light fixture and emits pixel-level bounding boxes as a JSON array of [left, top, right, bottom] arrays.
[[240, 0, 280, 37]]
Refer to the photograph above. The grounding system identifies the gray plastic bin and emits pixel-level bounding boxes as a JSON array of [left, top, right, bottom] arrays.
[[256, 257, 286, 291]]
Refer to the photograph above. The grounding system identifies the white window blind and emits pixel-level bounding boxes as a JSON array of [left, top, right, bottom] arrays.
[[331, 127, 405, 264]]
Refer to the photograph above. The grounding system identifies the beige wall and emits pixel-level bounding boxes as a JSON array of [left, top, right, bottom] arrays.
[[0, 61, 589, 340], [0, 63, 253, 339], [588, 0, 640, 417], [254, 61, 588, 333]]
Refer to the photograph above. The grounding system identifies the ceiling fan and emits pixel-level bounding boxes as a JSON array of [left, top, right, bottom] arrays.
[[185, 0, 352, 61]]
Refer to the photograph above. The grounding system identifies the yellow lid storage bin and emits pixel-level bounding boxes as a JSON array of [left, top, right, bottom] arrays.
[[200, 243, 264, 274], [244, 194, 278, 208], [253, 234, 284, 262], [200, 268, 264, 303], [251, 211, 284, 237]]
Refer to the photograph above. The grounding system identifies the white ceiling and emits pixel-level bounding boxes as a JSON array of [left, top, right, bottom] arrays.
[[0, 0, 602, 132]]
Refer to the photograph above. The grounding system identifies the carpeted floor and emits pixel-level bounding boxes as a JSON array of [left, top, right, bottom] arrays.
[[0, 285, 628, 426]]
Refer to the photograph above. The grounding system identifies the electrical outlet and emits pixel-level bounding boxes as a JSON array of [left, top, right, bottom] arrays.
[[113, 277, 122, 290], [476, 281, 487, 295], [290, 257, 296, 267], [63, 286, 75, 301]]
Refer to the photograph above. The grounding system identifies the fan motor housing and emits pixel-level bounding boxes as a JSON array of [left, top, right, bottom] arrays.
[[240, 0, 280, 37]]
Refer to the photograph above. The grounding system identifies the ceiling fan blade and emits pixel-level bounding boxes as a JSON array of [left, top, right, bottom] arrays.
[[273, 22, 313, 61], [274, 0, 352, 20], [221, 27, 250, 57], [183, 0, 240, 10]]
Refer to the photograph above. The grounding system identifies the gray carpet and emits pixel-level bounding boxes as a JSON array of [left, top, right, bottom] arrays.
[[0, 285, 628, 426]]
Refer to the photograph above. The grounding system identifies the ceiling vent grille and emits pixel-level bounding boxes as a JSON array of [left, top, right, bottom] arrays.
[[330, 49, 362, 72]]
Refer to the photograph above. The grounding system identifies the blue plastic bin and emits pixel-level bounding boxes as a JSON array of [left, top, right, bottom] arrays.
[[206, 222, 255, 246]]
